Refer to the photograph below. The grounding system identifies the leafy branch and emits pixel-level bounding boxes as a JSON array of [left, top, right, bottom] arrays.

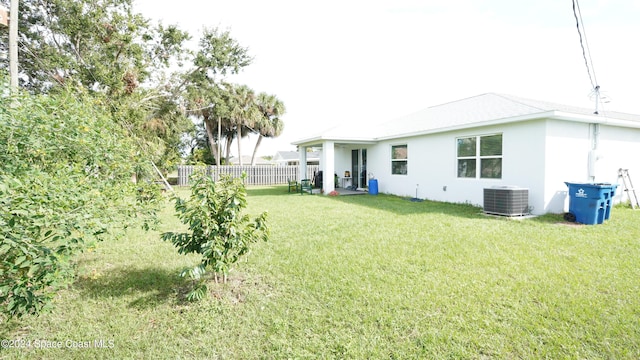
[[162, 172, 268, 301]]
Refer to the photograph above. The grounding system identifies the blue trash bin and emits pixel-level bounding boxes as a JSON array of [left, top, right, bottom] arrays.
[[565, 182, 618, 225], [368, 179, 378, 195], [602, 184, 618, 220]]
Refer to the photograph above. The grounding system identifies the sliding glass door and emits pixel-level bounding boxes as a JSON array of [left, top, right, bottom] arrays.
[[351, 149, 367, 188]]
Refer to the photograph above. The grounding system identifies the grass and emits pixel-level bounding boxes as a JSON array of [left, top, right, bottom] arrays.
[[2, 186, 640, 359]]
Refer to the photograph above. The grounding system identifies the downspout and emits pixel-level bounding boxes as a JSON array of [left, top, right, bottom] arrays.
[[588, 122, 600, 182], [588, 86, 609, 182]]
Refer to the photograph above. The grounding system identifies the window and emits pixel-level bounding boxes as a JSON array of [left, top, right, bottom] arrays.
[[457, 134, 502, 179], [391, 145, 407, 175]]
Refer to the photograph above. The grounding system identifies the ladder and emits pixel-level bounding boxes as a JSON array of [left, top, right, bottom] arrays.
[[618, 168, 638, 209]]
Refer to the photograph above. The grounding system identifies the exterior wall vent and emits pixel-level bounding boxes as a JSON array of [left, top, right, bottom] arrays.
[[483, 186, 529, 216]]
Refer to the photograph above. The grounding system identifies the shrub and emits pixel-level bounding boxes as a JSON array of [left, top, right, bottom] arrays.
[[0, 83, 160, 318], [162, 173, 269, 300]]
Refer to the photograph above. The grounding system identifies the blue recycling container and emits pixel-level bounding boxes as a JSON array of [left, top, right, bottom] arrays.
[[368, 179, 378, 195], [565, 182, 618, 225]]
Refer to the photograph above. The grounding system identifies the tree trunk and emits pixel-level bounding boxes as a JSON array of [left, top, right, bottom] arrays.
[[225, 133, 233, 164], [251, 135, 264, 166], [236, 123, 243, 166], [216, 117, 222, 166], [203, 117, 219, 162]]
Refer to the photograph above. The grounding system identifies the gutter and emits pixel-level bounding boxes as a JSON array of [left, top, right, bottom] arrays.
[[375, 111, 558, 141], [292, 109, 640, 146], [552, 111, 640, 129], [292, 136, 377, 147], [375, 110, 640, 142]]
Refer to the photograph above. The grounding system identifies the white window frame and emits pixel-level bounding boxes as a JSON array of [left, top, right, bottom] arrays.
[[456, 133, 502, 179], [391, 144, 408, 175]]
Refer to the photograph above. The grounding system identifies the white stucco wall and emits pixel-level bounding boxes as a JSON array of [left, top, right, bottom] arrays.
[[334, 146, 352, 178], [323, 117, 639, 214], [542, 120, 640, 212], [368, 120, 552, 213], [543, 120, 592, 213], [589, 124, 640, 204]]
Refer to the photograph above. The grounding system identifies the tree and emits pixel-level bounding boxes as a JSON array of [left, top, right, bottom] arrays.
[[252, 92, 286, 165], [185, 122, 216, 165], [1, 0, 192, 171], [15, 0, 187, 93], [185, 82, 224, 165], [2, 3, 265, 170], [180, 27, 253, 165], [228, 84, 260, 166], [190, 27, 253, 79], [162, 173, 268, 301], [0, 80, 161, 318]]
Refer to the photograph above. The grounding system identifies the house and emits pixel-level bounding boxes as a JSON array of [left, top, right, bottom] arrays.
[[292, 93, 640, 215], [227, 155, 274, 165], [273, 150, 321, 166]]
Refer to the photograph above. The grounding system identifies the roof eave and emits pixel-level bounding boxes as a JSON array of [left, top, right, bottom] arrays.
[[291, 136, 324, 147], [553, 111, 640, 128], [375, 110, 640, 141], [292, 135, 377, 147], [293, 107, 640, 147], [375, 111, 558, 140]]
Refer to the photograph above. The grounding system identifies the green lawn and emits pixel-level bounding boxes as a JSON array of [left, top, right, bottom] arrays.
[[2, 186, 640, 359]]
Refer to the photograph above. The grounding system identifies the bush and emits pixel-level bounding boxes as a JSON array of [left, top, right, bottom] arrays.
[[0, 83, 160, 318], [162, 173, 268, 300]]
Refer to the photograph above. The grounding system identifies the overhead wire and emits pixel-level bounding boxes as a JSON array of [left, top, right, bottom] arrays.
[[572, 0, 598, 89], [572, 0, 607, 115]]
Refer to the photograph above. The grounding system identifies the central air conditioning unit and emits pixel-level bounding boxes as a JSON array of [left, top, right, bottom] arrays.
[[483, 186, 529, 216]]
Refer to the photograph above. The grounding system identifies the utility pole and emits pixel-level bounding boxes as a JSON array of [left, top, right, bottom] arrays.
[[1, 1, 17, 90], [9, 0, 18, 90]]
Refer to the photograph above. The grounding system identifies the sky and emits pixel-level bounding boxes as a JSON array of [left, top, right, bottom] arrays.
[[134, 0, 640, 157]]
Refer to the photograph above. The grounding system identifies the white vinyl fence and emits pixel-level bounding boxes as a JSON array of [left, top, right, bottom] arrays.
[[177, 165, 320, 186]]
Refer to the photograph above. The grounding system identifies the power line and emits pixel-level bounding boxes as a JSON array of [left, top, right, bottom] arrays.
[[572, 0, 598, 88]]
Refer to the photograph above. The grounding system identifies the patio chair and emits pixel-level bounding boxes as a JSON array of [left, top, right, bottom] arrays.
[[287, 179, 299, 193], [300, 179, 313, 195]]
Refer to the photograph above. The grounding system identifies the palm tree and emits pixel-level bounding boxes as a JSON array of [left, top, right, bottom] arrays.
[[227, 84, 260, 166], [251, 92, 286, 165], [209, 87, 235, 166], [185, 81, 229, 165]]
